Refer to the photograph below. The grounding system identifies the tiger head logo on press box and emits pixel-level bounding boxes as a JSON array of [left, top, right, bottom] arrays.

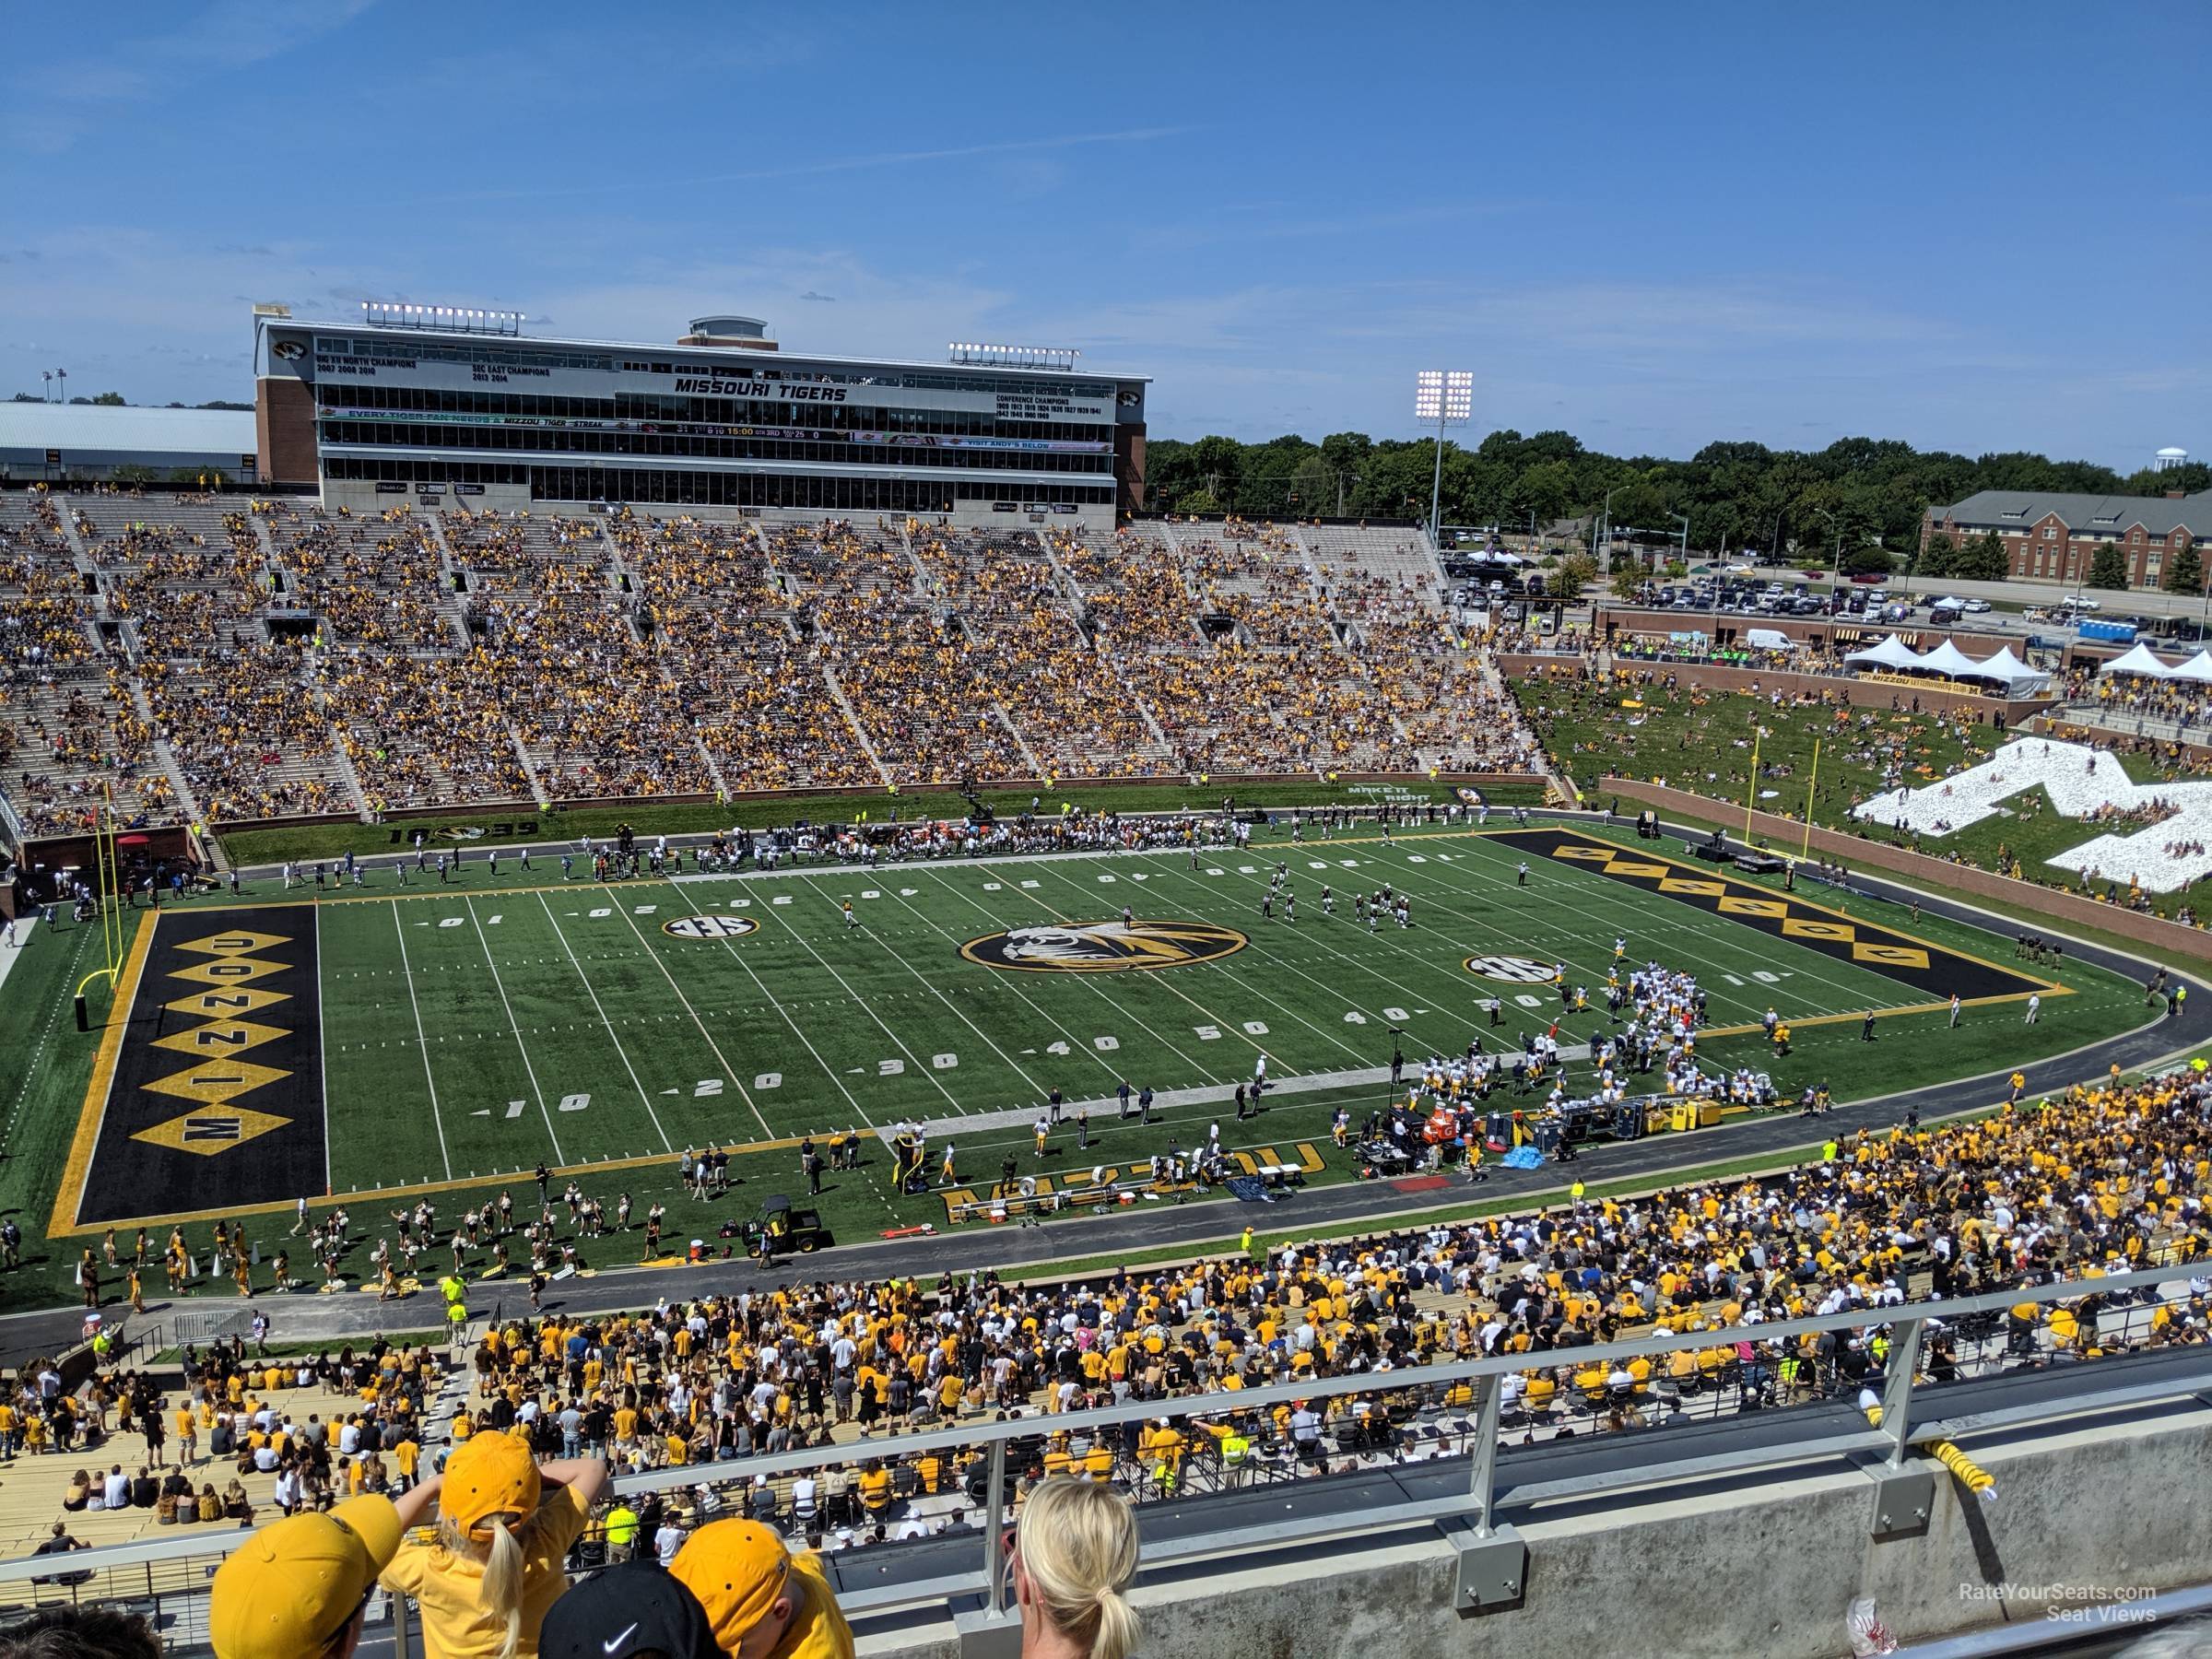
[[959, 920, 1248, 973]]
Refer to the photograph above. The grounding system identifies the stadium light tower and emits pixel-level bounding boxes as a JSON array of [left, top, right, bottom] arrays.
[[1414, 371, 1472, 547]]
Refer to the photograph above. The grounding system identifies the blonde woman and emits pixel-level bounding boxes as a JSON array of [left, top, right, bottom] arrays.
[[1008, 1478, 1142, 1659], [379, 1431, 607, 1659]]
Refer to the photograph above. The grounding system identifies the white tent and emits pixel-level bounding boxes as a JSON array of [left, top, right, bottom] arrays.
[[1844, 633, 1924, 672], [1967, 645, 2051, 695], [1916, 639, 1984, 679], [2100, 641, 2177, 679]]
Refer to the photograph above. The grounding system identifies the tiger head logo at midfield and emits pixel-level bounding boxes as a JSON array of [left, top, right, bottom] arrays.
[[960, 920, 1249, 972]]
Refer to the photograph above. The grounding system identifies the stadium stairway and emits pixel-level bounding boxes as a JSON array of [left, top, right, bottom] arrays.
[[1035, 531, 1091, 621], [130, 680, 208, 830], [49, 499, 91, 564], [418, 513, 476, 651], [321, 714, 374, 825], [819, 667, 894, 786], [993, 705, 1046, 778], [504, 719, 551, 806]]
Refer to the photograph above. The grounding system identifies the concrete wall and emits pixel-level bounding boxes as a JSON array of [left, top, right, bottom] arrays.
[[1603, 776, 2212, 966], [1500, 649, 2052, 724], [864, 1406, 2212, 1659]]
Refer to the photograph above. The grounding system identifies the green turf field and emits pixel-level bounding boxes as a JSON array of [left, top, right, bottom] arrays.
[[0, 819, 2160, 1313]]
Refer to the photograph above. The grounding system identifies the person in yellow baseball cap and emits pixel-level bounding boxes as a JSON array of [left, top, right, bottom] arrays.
[[378, 1431, 609, 1659], [210, 1492, 406, 1659], [670, 1518, 855, 1659]]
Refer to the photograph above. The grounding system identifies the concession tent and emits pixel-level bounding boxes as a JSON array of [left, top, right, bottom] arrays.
[[2171, 650, 2212, 684], [2100, 641, 2177, 679], [1844, 632, 2053, 696], [1914, 639, 1984, 680], [1842, 633, 1924, 672], [1965, 645, 2051, 696]]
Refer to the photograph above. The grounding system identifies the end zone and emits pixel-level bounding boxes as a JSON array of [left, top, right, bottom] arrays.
[[1484, 827, 2060, 1005], [50, 905, 328, 1237]]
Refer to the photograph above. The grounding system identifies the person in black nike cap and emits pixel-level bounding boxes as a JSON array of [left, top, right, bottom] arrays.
[[539, 1559, 720, 1659]]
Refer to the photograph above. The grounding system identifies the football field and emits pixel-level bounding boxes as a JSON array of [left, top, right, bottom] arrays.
[[44, 822, 2108, 1243]]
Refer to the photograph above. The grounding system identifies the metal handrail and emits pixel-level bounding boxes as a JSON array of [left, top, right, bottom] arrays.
[[0, 1259, 2200, 1621]]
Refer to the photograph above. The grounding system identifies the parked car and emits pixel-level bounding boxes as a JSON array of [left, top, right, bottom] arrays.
[[1960, 597, 1992, 613]]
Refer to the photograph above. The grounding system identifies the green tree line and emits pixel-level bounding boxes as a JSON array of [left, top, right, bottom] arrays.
[[1145, 429, 2212, 567]]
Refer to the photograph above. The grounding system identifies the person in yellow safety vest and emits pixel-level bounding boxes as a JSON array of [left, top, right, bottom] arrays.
[[602, 1500, 641, 1559], [1150, 1458, 1178, 1499], [439, 1273, 465, 1306], [1240, 1227, 1254, 1260], [1821, 1138, 1839, 1164], [1219, 1428, 1251, 1486], [1777, 1354, 1804, 1398], [1869, 1330, 1890, 1370]]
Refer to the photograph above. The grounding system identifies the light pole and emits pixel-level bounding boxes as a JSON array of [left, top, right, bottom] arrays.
[[1414, 371, 1471, 548], [1817, 508, 1844, 579], [1597, 487, 1620, 575], [1672, 512, 1691, 571]]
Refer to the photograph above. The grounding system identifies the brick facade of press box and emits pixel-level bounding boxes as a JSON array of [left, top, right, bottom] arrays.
[[254, 374, 319, 487]]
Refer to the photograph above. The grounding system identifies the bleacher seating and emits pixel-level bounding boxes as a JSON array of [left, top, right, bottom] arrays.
[[2, 494, 1546, 833]]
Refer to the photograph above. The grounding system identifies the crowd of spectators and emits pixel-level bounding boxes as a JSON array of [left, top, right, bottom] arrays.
[[4, 493, 1553, 838], [6, 1055, 2206, 1652], [2065, 664, 2212, 736]]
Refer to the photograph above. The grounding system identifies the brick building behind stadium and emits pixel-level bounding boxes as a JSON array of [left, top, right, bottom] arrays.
[[1923, 487, 2212, 589]]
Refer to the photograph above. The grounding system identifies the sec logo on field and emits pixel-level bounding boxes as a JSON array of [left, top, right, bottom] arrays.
[[960, 919, 1248, 973], [1464, 954, 1554, 982], [663, 915, 759, 940]]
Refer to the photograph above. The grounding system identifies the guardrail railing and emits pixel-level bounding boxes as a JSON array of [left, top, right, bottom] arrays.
[[0, 1262, 2204, 1654]]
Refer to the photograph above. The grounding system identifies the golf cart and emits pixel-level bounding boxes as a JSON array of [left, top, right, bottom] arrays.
[[745, 1194, 830, 1264]]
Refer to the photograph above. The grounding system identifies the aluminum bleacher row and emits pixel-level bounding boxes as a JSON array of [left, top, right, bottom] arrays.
[[0, 496, 1545, 836]]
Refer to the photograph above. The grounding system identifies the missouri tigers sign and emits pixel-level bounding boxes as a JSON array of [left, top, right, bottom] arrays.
[[959, 919, 1249, 973]]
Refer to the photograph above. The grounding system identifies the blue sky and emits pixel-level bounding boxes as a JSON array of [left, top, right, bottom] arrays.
[[2, 1, 2206, 465]]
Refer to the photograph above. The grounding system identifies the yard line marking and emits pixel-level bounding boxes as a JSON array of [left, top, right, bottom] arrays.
[[910, 867, 1206, 1075], [641, 871, 871, 1132], [1394, 836, 1903, 1020], [1030, 859, 1374, 1066], [1006, 858, 1360, 1066], [538, 892, 671, 1153], [734, 883, 964, 1114], [390, 901, 454, 1182], [610, 901, 777, 1137], [797, 872, 1051, 1093], [316, 902, 333, 1200], [1146, 853, 1487, 1051], [464, 896, 566, 1164]]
